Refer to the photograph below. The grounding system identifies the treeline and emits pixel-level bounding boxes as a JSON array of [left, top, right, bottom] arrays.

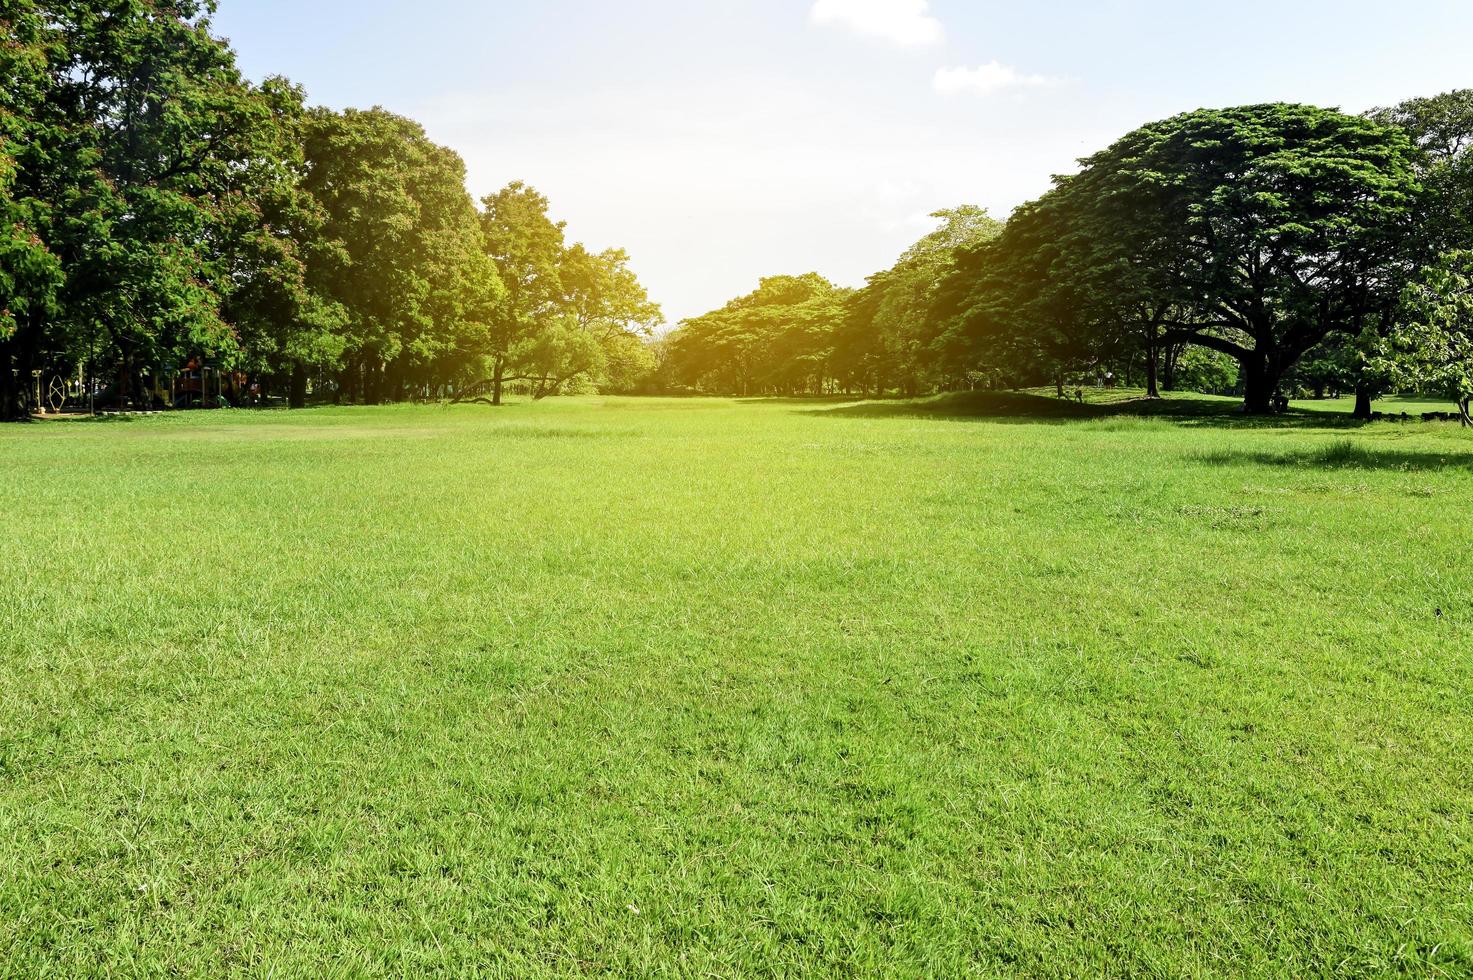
[[0, 1, 661, 418], [663, 96, 1473, 419], [5, 4, 1470, 421]]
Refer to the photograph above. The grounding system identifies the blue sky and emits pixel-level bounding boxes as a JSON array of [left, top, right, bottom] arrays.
[[214, 0, 1473, 324]]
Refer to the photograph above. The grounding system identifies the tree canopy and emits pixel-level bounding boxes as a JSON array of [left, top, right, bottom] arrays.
[[933, 104, 1427, 412], [1379, 250, 1473, 424], [664, 274, 850, 396], [837, 207, 1003, 396]]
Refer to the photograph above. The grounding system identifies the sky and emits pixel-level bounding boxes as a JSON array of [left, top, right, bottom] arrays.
[[213, 0, 1473, 326]]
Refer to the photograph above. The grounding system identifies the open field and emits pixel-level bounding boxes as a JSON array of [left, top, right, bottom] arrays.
[[2, 394, 1472, 977]]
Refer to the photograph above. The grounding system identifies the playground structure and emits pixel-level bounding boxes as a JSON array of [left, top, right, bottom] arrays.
[[24, 358, 247, 416], [161, 358, 246, 410]]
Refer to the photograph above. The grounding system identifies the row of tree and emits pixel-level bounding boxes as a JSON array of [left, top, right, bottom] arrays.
[[663, 95, 1473, 419], [4, 3, 1469, 420], [0, 0, 662, 419]]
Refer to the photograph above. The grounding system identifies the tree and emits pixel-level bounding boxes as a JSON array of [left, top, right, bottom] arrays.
[[53, 0, 274, 407], [1379, 251, 1473, 425], [1173, 347, 1239, 396], [1331, 90, 1473, 417], [216, 77, 347, 408], [1, 0, 290, 415], [838, 206, 1002, 396], [931, 195, 1101, 398], [477, 182, 566, 406], [538, 243, 663, 397], [1290, 327, 1397, 413], [303, 108, 496, 403], [944, 105, 1426, 413], [3, 1, 665, 416], [1372, 90, 1473, 253], [666, 274, 848, 395], [0, 0, 64, 417]]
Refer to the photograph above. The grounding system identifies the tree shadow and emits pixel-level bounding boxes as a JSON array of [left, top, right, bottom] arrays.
[[796, 390, 1376, 429], [5, 412, 144, 425], [796, 391, 1106, 424], [59, 413, 147, 424], [1193, 439, 1473, 472], [738, 396, 862, 407]]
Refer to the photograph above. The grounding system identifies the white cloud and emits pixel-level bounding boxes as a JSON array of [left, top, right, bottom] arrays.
[[934, 62, 1063, 97], [809, 0, 944, 47]]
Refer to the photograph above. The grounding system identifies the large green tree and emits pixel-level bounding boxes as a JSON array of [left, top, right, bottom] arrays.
[[216, 77, 347, 408], [838, 206, 1003, 396], [525, 243, 662, 398], [1373, 90, 1473, 253], [2, 0, 285, 415], [666, 274, 849, 396], [477, 182, 566, 406], [930, 194, 1101, 397], [54, 0, 275, 406], [942, 104, 1426, 412], [3, 1, 663, 416], [303, 108, 497, 403], [1325, 90, 1473, 416], [0, 0, 64, 417]]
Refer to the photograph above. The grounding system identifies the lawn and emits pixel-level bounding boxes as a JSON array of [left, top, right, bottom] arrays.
[[1292, 395, 1465, 418], [2, 395, 1471, 977]]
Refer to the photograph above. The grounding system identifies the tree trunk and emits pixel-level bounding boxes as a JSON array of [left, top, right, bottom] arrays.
[[1163, 344, 1183, 392], [364, 359, 381, 405], [1459, 399, 1471, 428], [5, 319, 41, 419], [1145, 344, 1161, 399], [1353, 385, 1374, 420], [492, 355, 505, 407], [0, 336, 22, 420], [289, 362, 308, 409], [1241, 353, 1278, 415]]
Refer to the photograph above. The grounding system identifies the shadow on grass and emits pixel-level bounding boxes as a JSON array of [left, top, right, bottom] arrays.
[[52, 413, 147, 425], [1194, 439, 1473, 472], [5, 413, 144, 425], [739, 396, 864, 407], [795, 390, 1376, 430]]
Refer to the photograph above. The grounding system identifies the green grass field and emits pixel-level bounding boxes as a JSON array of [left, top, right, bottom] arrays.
[[1292, 395, 1465, 418], [3, 394, 1471, 977]]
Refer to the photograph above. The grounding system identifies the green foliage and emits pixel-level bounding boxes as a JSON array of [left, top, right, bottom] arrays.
[[1372, 90, 1473, 253], [939, 104, 1427, 412], [473, 185, 661, 403], [666, 273, 850, 395], [838, 207, 1003, 395], [1174, 346, 1240, 395], [561, 245, 662, 340], [55, 0, 264, 368], [1, 23, 1463, 418], [542, 243, 663, 396], [0, 6, 659, 414], [933, 190, 1101, 390], [477, 181, 567, 404], [0, 0, 63, 346], [303, 108, 497, 401], [217, 78, 349, 389], [1378, 250, 1473, 423]]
